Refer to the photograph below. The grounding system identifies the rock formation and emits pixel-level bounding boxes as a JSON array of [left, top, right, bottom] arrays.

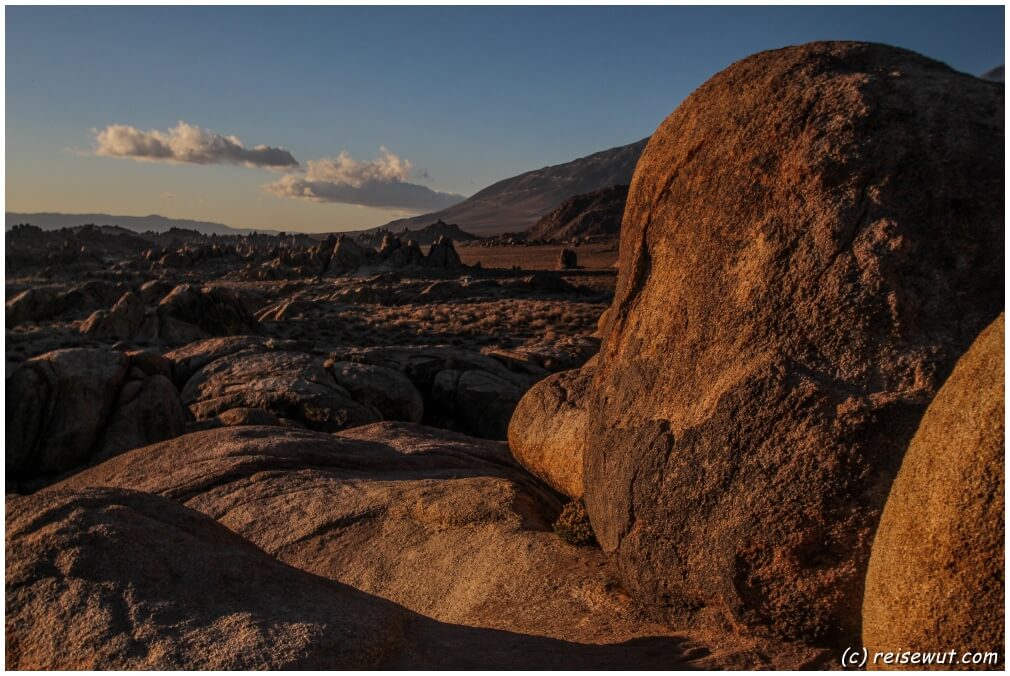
[[9, 423, 823, 669], [162, 336, 551, 440], [326, 345, 543, 438], [863, 314, 1004, 670], [79, 291, 152, 339], [508, 368, 593, 497], [509, 42, 1004, 645], [6, 348, 186, 484], [6, 281, 130, 326], [157, 284, 259, 340], [425, 235, 463, 268], [179, 348, 422, 432]]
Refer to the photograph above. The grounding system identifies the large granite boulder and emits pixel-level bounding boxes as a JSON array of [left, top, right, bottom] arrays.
[[863, 314, 1004, 670], [6, 348, 186, 484], [557, 42, 1002, 644]]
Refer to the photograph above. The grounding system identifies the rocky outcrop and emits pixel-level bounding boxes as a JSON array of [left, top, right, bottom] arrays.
[[6, 281, 130, 326], [327, 345, 543, 439], [6, 348, 186, 483], [162, 335, 271, 386], [425, 235, 463, 268], [170, 341, 540, 440], [508, 368, 593, 498], [138, 279, 173, 303], [79, 291, 153, 339], [313, 234, 461, 276], [180, 348, 422, 432], [157, 284, 259, 341], [5, 288, 60, 326], [515, 42, 1005, 645], [863, 314, 1004, 669], [327, 235, 370, 271], [529, 184, 629, 241]]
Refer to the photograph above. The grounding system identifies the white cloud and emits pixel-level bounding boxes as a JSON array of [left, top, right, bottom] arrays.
[[305, 147, 412, 186], [94, 121, 298, 169], [263, 147, 464, 211]]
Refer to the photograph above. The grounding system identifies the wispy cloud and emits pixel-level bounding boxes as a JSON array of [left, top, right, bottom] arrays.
[[263, 147, 464, 211], [94, 121, 298, 169]]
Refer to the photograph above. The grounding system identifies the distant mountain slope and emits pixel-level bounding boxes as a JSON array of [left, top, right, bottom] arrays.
[[379, 138, 648, 236], [527, 184, 629, 241], [5, 212, 274, 236], [981, 65, 1004, 82]]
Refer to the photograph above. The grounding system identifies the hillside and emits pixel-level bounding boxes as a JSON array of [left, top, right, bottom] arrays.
[[379, 138, 647, 236], [527, 184, 628, 241]]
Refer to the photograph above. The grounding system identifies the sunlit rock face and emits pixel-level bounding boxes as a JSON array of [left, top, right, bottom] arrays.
[[574, 41, 1003, 644]]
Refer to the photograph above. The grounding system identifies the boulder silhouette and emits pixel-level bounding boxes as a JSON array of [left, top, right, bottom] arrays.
[[565, 42, 1003, 644], [863, 314, 1004, 670]]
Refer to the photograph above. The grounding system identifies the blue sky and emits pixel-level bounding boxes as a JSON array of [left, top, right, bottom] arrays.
[[6, 6, 1004, 233]]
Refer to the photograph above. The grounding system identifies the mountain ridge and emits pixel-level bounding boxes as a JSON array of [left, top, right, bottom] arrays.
[[377, 138, 648, 236], [5, 211, 276, 236]]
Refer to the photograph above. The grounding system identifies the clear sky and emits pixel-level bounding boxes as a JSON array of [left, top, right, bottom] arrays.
[[6, 5, 1004, 233]]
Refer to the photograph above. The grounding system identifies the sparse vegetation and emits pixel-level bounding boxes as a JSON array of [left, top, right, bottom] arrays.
[[553, 499, 596, 546]]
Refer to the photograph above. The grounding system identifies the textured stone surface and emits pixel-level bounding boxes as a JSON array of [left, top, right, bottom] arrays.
[[5, 487, 405, 669], [180, 350, 385, 431], [863, 314, 1004, 670], [572, 42, 1003, 644], [42, 423, 825, 667], [93, 374, 187, 461], [509, 368, 593, 497], [6, 348, 129, 476]]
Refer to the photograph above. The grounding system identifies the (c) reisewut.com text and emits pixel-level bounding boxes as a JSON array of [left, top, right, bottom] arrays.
[[842, 647, 1002, 668]]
